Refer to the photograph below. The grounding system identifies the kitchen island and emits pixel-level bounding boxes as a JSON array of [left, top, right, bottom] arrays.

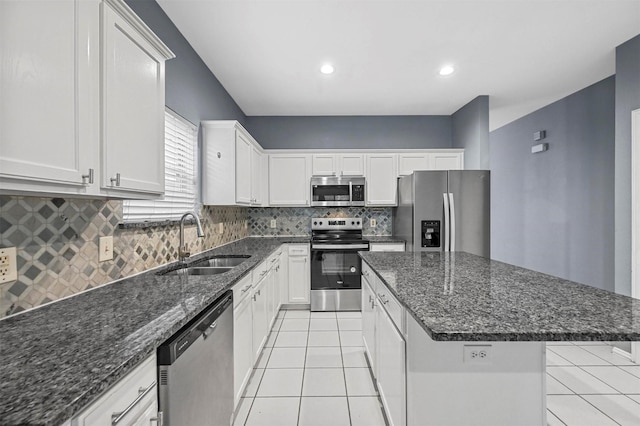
[[359, 251, 640, 426]]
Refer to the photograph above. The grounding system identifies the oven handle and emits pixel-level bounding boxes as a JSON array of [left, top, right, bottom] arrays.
[[311, 244, 370, 250]]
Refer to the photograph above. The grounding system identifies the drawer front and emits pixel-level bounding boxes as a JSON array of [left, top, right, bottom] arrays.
[[73, 354, 156, 426], [252, 260, 269, 284], [370, 242, 405, 252], [267, 251, 281, 270], [376, 280, 404, 334], [361, 262, 376, 293], [232, 274, 253, 307], [288, 244, 309, 256]]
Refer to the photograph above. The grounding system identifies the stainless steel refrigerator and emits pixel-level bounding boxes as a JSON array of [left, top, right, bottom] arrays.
[[393, 170, 490, 257]]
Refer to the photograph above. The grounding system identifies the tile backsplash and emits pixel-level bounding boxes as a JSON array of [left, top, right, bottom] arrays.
[[248, 207, 393, 236], [0, 197, 392, 319], [0, 196, 248, 318]]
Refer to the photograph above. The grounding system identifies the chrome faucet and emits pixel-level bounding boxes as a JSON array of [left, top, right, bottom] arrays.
[[179, 212, 205, 261]]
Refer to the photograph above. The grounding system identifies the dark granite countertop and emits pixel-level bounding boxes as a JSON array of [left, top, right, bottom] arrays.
[[0, 237, 304, 426], [360, 251, 640, 342]]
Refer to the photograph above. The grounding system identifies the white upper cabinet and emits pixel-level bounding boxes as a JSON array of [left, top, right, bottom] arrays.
[[268, 154, 311, 206], [365, 154, 398, 206], [0, 0, 98, 194], [429, 152, 464, 170], [101, 0, 171, 195], [201, 121, 264, 206], [398, 151, 464, 175], [0, 0, 174, 198], [312, 153, 364, 176]]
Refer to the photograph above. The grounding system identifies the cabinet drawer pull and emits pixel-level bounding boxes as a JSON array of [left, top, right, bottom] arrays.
[[82, 168, 94, 184], [110, 173, 121, 187], [111, 381, 156, 425], [150, 411, 163, 426]]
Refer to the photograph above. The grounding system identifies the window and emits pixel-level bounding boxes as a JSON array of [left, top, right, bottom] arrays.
[[123, 109, 198, 222]]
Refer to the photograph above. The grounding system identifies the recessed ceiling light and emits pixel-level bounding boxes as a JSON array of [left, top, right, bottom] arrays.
[[320, 64, 335, 74], [439, 65, 455, 76]]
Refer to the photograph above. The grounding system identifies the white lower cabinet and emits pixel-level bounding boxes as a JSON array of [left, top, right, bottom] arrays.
[[233, 275, 254, 406], [376, 303, 406, 426], [251, 271, 269, 361], [369, 242, 405, 252], [362, 262, 406, 426], [72, 354, 158, 426], [287, 244, 310, 304]]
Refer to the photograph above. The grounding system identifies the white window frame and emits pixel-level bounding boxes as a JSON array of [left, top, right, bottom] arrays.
[[123, 108, 199, 222]]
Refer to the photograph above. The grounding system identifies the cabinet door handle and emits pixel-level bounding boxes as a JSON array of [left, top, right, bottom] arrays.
[[111, 381, 156, 425], [82, 168, 94, 184], [150, 411, 163, 426], [110, 173, 121, 187]]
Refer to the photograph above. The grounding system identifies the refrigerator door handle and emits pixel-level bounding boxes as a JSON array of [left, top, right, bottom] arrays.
[[443, 193, 450, 251], [448, 193, 456, 252]]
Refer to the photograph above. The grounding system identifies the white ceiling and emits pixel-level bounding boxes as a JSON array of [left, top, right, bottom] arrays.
[[157, 0, 640, 130]]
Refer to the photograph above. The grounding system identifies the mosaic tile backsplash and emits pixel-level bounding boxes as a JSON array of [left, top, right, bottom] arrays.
[[0, 196, 248, 318], [248, 207, 393, 237]]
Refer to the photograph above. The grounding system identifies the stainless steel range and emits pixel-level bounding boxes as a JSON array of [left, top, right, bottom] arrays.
[[310, 217, 369, 311]]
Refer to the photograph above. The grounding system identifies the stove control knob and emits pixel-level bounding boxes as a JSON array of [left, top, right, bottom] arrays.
[[356, 221, 360, 225], [319, 221, 323, 225], [351, 221, 355, 225], [313, 221, 317, 225]]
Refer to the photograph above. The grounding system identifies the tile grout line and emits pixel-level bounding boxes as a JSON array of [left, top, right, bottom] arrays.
[[296, 313, 311, 426]]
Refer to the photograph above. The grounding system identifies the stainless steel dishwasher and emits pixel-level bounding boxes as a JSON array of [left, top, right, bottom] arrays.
[[158, 291, 233, 426]]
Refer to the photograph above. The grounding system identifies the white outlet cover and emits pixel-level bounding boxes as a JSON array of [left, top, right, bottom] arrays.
[[463, 344, 492, 364], [0, 247, 18, 283], [99, 236, 114, 262], [270, 219, 277, 228], [218, 223, 224, 234], [370, 218, 377, 227]]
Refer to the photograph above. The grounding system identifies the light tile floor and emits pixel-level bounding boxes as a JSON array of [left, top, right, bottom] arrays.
[[233, 309, 387, 426], [546, 341, 640, 426], [233, 311, 640, 426]]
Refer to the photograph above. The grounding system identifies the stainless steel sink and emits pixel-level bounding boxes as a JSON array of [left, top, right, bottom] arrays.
[[194, 256, 249, 268], [162, 255, 250, 276], [164, 266, 234, 276]]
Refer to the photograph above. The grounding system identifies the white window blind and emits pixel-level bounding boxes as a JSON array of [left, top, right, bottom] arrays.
[[123, 109, 198, 222]]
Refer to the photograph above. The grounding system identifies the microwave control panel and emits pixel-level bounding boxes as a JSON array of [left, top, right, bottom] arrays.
[[351, 185, 365, 202], [421, 220, 440, 247]]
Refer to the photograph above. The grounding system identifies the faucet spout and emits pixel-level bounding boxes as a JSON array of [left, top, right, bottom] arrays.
[[179, 212, 205, 261]]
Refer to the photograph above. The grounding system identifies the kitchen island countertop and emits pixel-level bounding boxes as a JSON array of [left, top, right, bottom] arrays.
[[360, 251, 640, 342]]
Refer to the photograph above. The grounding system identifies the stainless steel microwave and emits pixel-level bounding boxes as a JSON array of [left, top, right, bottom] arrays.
[[310, 176, 366, 207]]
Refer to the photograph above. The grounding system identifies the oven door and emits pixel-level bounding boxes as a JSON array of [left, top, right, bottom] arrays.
[[310, 243, 369, 290]]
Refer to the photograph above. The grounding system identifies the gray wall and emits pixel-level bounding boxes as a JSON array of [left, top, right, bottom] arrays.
[[490, 76, 615, 291], [614, 35, 640, 296], [246, 116, 452, 149], [124, 0, 247, 126], [452, 96, 490, 169]]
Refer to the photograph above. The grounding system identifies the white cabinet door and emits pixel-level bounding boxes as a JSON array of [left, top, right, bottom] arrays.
[[288, 246, 310, 304], [362, 275, 377, 376], [369, 242, 405, 252], [429, 152, 463, 170], [398, 154, 430, 176], [251, 147, 263, 205], [339, 154, 365, 176], [376, 305, 406, 426], [101, 2, 166, 195], [235, 132, 252, 204], [366, 154, 398, 206], [234, 292, 253, 405], [312, 154, 337, 176], [251, 277, 268, 361], [269, 154, 311, 206], [0, 0, 97, 192]]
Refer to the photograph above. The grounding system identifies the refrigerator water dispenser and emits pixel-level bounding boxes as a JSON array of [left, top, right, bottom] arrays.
[[422, 220, 440, 248]]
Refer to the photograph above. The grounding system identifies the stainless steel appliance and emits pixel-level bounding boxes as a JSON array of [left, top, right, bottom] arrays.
[[393, 170, 490, 257], [310, 217, 369, 311], [311, 176, 365, 207], [158, 291, 233, 426]]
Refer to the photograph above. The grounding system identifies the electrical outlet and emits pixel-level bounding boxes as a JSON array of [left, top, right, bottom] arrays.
[[0, 247, 17, 283], [370, 218, 377, 227], [99, 236, 113, 262], [270, 219, 277, 228], [463, 345, 492, 364], [218, 223, 224, 234]]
